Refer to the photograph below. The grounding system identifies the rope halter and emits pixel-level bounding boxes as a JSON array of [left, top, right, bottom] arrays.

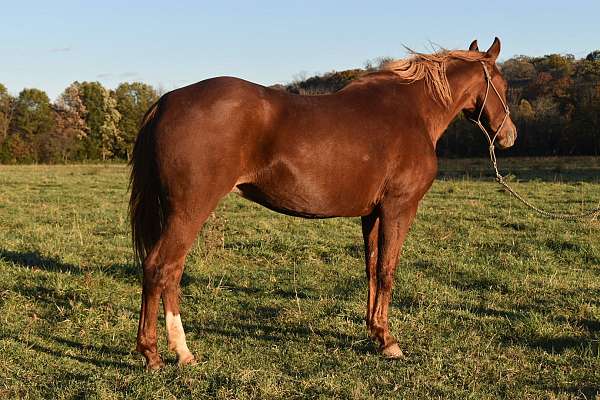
[[468, 61, 511, 185]]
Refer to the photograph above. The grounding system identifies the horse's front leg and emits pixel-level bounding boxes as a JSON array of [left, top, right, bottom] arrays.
[[368, 201, 418, 358], [361, 211, 380, 329]]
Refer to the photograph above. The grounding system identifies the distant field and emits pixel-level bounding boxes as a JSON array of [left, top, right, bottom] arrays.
[[438, 156, 600, 182], [0, 158, 598, 399]]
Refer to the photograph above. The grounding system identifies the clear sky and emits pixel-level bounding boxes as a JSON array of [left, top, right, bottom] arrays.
[[2, 0, 599, 100]]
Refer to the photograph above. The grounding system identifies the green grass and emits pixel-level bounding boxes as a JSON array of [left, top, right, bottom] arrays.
[[0, 159, 599, 399]]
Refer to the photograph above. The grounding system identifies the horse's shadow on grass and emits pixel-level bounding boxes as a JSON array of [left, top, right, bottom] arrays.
[[189, 274, 316, 300], [0, 248, 143, 371], [0, 332, 136, 370], [187, 318, 374, 356], [1, 247, 373, 358], [186, 277, 375, 353], [14, 283, 94, 312], [188, 270, 364, 302], [0, 248, 139, 282]]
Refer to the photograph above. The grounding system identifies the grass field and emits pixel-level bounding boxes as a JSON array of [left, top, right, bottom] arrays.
[[0, 158, 599, 399]]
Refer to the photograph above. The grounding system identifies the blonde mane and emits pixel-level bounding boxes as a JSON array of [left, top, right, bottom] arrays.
[[381, 50, 490, 107]]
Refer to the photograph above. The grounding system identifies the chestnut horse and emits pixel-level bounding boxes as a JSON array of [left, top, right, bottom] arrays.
[[130, 38, 516, 369]]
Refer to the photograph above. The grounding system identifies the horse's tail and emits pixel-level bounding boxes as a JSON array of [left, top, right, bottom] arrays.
[[129, 98, 166, 265]]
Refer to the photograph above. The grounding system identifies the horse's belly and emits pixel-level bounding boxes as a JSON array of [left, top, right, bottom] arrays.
[[232, 181, 375, 218]]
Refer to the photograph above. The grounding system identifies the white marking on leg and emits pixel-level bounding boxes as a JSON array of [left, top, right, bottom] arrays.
[[165, 311, 193, 363]]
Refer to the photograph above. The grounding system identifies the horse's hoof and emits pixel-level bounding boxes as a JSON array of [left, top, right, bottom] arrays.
[[146, 358, 165, 371], [177, 353, 197, 367], [381, 343, 404, 359]]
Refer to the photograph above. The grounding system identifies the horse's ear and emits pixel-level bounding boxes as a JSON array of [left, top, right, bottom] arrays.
[[486, 37, 501, 60], [468, 40, 479, 51]]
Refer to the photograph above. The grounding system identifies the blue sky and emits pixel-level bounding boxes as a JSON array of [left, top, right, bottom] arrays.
[[2, 1, 599, 100]]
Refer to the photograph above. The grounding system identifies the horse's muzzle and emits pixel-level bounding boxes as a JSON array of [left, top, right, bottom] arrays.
[[497, 121, 517, 149]]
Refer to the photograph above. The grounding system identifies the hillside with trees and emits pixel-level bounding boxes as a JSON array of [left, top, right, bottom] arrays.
[[1, 51, 599, 163], [0, 81, 158, 163]]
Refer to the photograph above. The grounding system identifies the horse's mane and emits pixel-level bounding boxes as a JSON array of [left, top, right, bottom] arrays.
[[379, 49, 491, 106]]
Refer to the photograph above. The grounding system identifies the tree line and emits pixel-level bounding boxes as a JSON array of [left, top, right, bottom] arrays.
[[0, 81, 158, 163], [1, 50, 599, 163]]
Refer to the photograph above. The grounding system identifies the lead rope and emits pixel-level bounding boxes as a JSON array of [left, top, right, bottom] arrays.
[[470, 62, 600, 221]]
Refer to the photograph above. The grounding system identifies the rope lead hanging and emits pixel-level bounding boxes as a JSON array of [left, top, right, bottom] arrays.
[[470, 62, 600, 221]]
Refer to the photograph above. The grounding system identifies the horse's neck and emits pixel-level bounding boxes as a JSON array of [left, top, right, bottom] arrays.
[[423, 61, 481, 147]]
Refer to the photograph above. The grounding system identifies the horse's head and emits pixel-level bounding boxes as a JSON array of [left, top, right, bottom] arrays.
[[464, 38, 517, 149]]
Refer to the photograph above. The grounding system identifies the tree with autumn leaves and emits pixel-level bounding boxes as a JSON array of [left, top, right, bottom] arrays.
[[0, 81, 158, 163]]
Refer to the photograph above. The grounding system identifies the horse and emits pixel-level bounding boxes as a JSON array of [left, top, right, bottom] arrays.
[[129, 37, 517, 369]]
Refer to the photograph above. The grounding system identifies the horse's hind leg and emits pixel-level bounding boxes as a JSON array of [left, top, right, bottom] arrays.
[[137, 247, 164, 370], [160, 212, 207, 366], [137, 204, 216, 369]]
